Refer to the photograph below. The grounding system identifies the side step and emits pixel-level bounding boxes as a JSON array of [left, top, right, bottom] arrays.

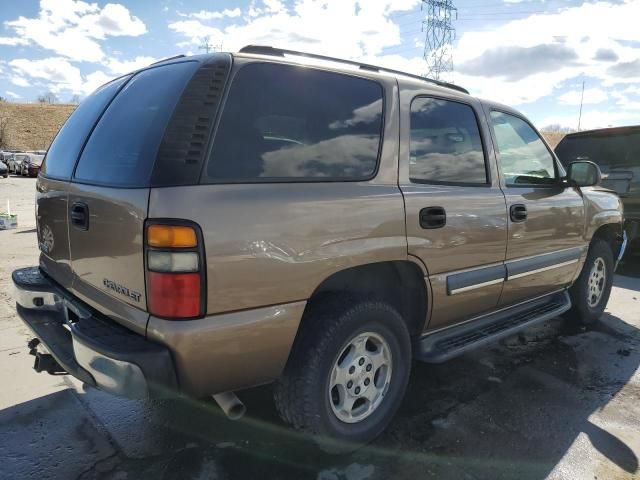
[[416, 291, 571, 363]]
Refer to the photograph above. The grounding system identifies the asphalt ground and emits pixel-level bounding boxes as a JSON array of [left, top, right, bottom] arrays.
[[1, 175, 639, 479]]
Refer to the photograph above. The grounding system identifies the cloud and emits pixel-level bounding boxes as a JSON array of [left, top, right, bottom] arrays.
[[607, 58, 640, 79], [106, 56, 156, 75], [3, 0, 147, 62], [0, 37, 28, 46], [169, 0, 421, 58], [4, 91, 20, 99], [8, 57, 111, 95], [457, 44, 579, 81], [451, 0, 640, 104], [179, 8, 242, 20], [558, 88, 608, 106], [593, 48, 618, 62], [10, 77, 30, 87]]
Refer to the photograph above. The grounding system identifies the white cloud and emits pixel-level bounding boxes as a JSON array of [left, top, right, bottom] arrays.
[[10, 77, 30, 87], [4, 91, 20, 99], [180, 8, 242, 20], [170, 0, 421, 58], [451, 0, 640, 104], [8, 57, 112, 95], [558, 88, 608, 106], [537, 109, 640, 131], [4, 0, 147, 62], [106, 56, 156, 75], [0, 37, 28, 46]]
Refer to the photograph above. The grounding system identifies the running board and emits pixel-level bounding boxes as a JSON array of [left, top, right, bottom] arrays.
[[416, 291, 571, 363]]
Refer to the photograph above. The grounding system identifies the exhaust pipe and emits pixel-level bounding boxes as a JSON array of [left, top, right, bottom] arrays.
[[212, 391, 246, 420], [33, 352, 66, 374]]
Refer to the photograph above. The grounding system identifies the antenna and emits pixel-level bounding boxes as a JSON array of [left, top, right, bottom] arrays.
[[422, 0, 457, 81], [577, 81, 585, 131]]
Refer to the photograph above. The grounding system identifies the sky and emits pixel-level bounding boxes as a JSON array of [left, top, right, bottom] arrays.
[[0, 0, 639, 130]]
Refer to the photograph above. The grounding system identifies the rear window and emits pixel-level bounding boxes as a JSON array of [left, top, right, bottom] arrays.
[[203, 62, 384, 182], [74, 61, 199, 187], [42, 75, 130, 179], [555, 131, 640, 169]]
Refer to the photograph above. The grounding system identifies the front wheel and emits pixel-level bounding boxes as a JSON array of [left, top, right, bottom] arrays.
[[274, 296, 411, 453], [566, 238, 614, 325]]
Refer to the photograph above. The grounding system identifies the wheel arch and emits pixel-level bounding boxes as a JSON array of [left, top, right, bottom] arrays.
[[300, 261, 429, 338]]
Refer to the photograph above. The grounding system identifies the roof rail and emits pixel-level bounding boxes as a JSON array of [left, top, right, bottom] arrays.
[[238, 45, 469, 95], [149, 54, 186, 65]]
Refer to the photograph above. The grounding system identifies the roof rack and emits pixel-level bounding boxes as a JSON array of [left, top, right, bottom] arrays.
[[238, 45, 469, 95], [150, 54, 186, 65]]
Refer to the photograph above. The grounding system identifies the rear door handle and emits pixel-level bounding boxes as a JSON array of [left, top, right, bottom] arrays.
[[70, 202, 89, 230], [510, 204, 527, 223], [419, 206, 446, 229]]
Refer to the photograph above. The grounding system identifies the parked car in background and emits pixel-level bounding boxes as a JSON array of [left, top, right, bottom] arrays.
[[8, 153, 28, 174], [0, 160, 8, 178], [555, 126, 640, 247], [20, 153, 44, 177]]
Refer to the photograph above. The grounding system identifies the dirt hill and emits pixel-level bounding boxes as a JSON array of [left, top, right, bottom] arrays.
[[0, 102, 76, 151], [0, 100, 566, 154]]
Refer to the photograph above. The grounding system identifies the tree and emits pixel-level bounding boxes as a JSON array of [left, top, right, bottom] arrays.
[[540, 124, 576, 134], [37, 92, 58, 104], [69, 94, 80, 104], [0, 116, 9, 150]]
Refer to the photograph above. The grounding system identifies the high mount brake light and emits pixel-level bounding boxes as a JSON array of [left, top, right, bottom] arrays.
[[145, 222, 205, 319]]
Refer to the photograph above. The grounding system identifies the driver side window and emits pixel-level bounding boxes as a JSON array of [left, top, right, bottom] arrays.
[[490, 111, 557, 186]]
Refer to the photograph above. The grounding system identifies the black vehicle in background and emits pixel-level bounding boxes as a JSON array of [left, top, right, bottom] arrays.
[[0, 160, 8, 178], [555, 125, 640, 247]]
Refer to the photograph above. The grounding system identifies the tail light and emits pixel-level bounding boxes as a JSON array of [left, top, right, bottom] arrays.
[[145, 222, 206, 319]]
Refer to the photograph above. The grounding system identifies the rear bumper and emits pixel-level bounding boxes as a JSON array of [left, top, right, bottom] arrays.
[[12, 267, 178, 398]]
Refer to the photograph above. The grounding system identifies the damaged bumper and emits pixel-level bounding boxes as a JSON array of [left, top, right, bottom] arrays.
[[12, 267, 178, 399]]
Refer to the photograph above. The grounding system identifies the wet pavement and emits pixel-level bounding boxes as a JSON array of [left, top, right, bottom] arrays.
[[1, 177, 640, 479]]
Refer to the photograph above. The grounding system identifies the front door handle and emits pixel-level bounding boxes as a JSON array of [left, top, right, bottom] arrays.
[[510, 204, 527, 223], [420, 206, 446, 229], [70, 202, 89, 230]]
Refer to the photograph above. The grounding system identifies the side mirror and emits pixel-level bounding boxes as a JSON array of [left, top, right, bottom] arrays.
[[566, 160, 602, 187]]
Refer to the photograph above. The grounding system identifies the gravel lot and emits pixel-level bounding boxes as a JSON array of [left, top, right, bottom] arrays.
[[1, 176, 640, 480]]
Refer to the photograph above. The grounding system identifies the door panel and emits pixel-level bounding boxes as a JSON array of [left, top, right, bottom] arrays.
[[486, 108, 587, 306], [399, 92, 508, 331]]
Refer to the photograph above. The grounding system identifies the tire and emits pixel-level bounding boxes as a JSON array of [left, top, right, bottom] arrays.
[[566, 238, 614, 325], [274, 295, 411, 453]]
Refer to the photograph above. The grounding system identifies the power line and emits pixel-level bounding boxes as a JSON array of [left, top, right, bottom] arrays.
[[422, 0, 457, 81]]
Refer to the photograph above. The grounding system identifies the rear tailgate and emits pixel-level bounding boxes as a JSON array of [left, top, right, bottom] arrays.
[[35, 57, 224, 334], [65, 60, 201, 333]]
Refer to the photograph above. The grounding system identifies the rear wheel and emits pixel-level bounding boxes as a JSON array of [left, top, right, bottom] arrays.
[[274, 295, 411, 453], [566, 238, 614, 325]]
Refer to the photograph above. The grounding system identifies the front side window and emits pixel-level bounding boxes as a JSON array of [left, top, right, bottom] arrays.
[[490, 111, 557, 186], [410, 97, 487, 184], [203, 63, 384, 181]]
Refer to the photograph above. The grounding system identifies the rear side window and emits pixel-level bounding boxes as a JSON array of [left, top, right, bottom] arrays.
[[41, 75, 129, 179], [74, 61, 199, 187], [203, 63, 384, 181], [410, 97, 487, 184]]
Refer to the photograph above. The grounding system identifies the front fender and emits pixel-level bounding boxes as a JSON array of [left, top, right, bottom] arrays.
[[583, 187, 623, 240]]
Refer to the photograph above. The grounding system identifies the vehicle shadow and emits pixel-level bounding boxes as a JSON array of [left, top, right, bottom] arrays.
[[1, 261, 639, 479]]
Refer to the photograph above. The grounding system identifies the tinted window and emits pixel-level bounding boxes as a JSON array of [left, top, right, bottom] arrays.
[[74, 61, 198, 186], [556, 132, 640, 169], [204, 63, 383, 181], [410, 98, 487, 184], [490, 111, 557, 186], [42, 76, 129, 179]]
